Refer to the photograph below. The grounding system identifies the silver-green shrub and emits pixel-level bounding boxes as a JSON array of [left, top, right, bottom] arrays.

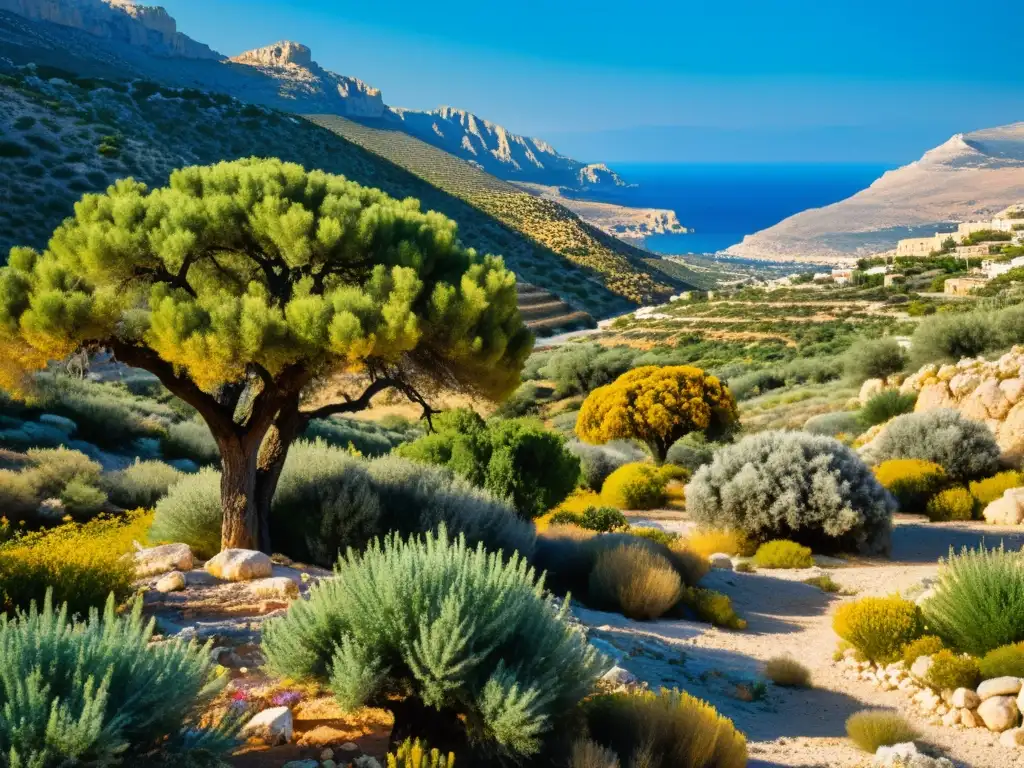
[[0, 592, 238, 766], [686, 430, 894, 555], [150, 466, 223, 558], [568, 440, 647, 491], [803, 411, 862, 437], [262, 528, 605, 759], [101, 459, 183, 509], [866, 409, 1001, 482], [665, 434, 715, 472]]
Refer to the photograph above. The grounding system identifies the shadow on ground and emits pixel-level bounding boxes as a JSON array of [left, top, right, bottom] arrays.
[[890, 516, 1024, 563]]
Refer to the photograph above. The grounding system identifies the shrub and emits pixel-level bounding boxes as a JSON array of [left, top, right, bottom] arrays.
[[910, 309, 1001, 365], [627, 526, 680, 548], [843, 338, 907, 383], [569, 738, 619, 768], [0, 591, 238, 765], [845, 710, 919, 753], [970, 470, 1024, 507], [58, 476, 108, 518], [667, 543, 711, 585], [873, 459, 946, 514], [0, 469, 38, 520], [665, 434, 714, 472], [262, 529, 605, 759], [601, 463, 668, 510], [150, 466, 223, 558], [925, 649, 980, 691], [902, 635, 945, 669], [680, 586, 747, 629], [581, 689, 747, 768], [979, 642, 1024, 680], [304, 416, 410, 457], [804, 574, 841, 593], [588, 544, 683, 620], [568, 440, 647, 492], [753, 540, 813, 569], [26, 447, 102, 498], [0, 512, 150, 615], [803, 411, 862, 436], [868, 410, 1001, 482], [550, 506, 629, 532], [859, 390, 917, 428], [161, 417, 219, 465], [101, 459, 183, 508], [387, 738, 454, 768], [685, 528, 753, 558], [922, 544, 1024, 655], [925, 486, 974, 522], [764, 656, 812, 687], [833, 596, 923, 663], [687, 431, 895, 555]]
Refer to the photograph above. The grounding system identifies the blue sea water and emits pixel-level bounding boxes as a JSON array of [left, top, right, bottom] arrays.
[[573, 163, 895, 256]]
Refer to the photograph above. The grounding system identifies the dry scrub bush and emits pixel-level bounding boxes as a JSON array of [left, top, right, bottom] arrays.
[[569, 738, 620, 768], [581, 689, 747, 768], [845, 710, 919, 753], [685, 528, 754, 558], [101, 459, 183, 509], [687, 431, 894, 555], [925, 487, 974, 522], [925, 650, 980, 691], [980, 642, 1024, 680], [764, 656, 812, 688], [589, 544, 683, 620], [873, 459, 947, 513], [970, 470, 1024, 507], [833, 596, 923, 663], [752, 540, 813, 569], [868, 409, 1000, 482], [902, 635, 945, 668], [680, 586, 747, 630]]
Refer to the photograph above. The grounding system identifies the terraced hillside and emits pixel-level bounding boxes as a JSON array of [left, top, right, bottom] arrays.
[[306, 115, 701, 304], [516, 283, 595, 336]]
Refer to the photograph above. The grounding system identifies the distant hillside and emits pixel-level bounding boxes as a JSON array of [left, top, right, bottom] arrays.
[[727, 124, 1024, 264]]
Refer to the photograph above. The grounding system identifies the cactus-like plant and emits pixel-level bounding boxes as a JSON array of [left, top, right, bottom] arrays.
[[387, 738, 455, 768]]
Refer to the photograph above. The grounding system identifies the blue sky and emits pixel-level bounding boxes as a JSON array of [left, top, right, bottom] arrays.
[[159, 0, 1024, 163]]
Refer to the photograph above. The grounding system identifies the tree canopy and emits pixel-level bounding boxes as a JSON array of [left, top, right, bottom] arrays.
[[0, 158, 533, 550], [575, 366, 737, 463]]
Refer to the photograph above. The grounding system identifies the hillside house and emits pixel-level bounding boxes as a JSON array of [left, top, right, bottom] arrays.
[[944, 277, 988, 296], [982, 255, 1024, 279]]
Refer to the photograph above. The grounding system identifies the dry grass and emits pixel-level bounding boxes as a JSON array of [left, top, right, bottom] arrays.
[[685, 528, 755, 558], [589, 544, 683, 620], [569, 738, 620, 768], [845, 710, 919, 753], [764, 656, 812, 688]]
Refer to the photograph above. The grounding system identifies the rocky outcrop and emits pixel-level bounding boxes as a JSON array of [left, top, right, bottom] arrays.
[[0, 0, 219, 59], [900, 347, 1024, 459]]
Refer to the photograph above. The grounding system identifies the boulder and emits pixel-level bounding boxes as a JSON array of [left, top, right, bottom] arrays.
[[977, 695, 1019, 732], [601, 666, 638, 687], [951, 687, 980, 709], [961, 708, 979, 728], [155, 570, 186, 593], [1001, 378, 1024, 406], [205, 549, 273, 581], [249, 576, 299, 600], [983, 489, 1024, 526], [708, 553, 734, 570], [915, 382, 954, 412], [963, 378, 1011, 420], [135, 543, 194, 577], [282, 761, 318, 768], [242, 706, 293, 745], [859, 378, 886, 405], [1001, 728, 1024, 748], [910, 655, 934, 682], [948, 373, 981, 399], [36, 497, 66, 523], [978, 676, 1023, 700]]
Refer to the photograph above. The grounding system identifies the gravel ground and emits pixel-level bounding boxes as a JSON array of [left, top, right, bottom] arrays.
[[578, 516, 1024, 768]]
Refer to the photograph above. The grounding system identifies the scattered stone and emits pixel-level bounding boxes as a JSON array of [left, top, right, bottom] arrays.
[[242, 706, 293, 745], [601, 666, 638, 687], [951, 688, 980, 709], [910, 655, 933, 682], [941, 709, 960, 727], [205, 549, 273, 581], [323, 762, 338, 768], [873, 742, 954, 768], [354, 758, 382, 768], [135, 543, 194, 577], [36, 497, 66, 522], [961, 708, 979, 728], [249, 576, 300, 599], [154, 570, 186, 593], [978, 676, 1023, 700], [1001, 728, 1024, 748], [340, 742, 360, 752], [320, 748, 335, 761], [708, 553, 733, 570], [978, 695, 1019, 732]]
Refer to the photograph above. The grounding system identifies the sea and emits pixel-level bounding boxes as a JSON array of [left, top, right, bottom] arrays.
[[570, 163, 895, 256]]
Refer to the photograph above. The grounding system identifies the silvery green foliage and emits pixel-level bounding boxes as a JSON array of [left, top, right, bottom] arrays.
[[665, 434, 715, 472], [567, 440, 648, 491], [866, 409, 1001, 482], [262, 528, 606, 758], [803, 411, 862, 437], [0, 592, 238, 767], [686, 430, 894, 555], [150, 466, 223, 559]]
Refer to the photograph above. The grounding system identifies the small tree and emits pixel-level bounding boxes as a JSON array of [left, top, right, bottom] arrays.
[[574, 366, 737, 463], [843, 338, 907, 383], [0, 159, 532, 552]]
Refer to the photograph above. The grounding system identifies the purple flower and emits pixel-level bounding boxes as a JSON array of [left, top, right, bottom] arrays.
[[271, 690, 302, 708]]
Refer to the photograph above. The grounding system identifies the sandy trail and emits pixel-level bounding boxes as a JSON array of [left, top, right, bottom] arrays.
[[579, 517, 1024, 768]]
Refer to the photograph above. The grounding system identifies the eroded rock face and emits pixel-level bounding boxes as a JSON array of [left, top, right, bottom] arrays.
[[232, 40, 312, 68]]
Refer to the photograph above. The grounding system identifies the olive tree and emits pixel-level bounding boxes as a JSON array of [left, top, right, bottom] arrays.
[[0, 159, 532, 552]]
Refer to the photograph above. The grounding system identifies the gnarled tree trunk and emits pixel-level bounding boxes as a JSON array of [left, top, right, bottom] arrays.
[[219, 435, 261, 551]]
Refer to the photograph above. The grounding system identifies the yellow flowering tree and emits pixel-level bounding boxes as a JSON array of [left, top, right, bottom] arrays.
[[0, 158, 532, 552], [575, 366, 737, 463]]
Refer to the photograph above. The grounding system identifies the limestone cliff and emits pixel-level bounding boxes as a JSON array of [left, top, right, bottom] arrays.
[[726, 124, 1024, 265], [0, 0, 219, 58]]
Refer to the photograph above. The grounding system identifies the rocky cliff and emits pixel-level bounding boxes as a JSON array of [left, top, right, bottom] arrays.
[[726, 123, 1024, 265], [0, 0, 218, 58]]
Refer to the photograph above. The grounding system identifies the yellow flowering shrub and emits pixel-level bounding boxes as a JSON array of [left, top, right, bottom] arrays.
[[752, 540, 813, 569], [685, 528, 755, 558], [901, 635, 945, 668], [833, 596, 923, 663], [600, 463, 667, 510], [924, 650, 980, 691], [925, 486, 974, 522], [0, 510, 151, 615], [575, 366, 738, 463], [970, 470, 1024, 507], [873, 458, 946, 513]]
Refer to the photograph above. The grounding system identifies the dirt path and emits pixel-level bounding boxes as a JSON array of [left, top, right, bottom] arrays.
[[578, 518, 1024, 768]]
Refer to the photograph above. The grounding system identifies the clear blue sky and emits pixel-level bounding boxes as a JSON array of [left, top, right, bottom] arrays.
[[159, 0, 1024, 163]]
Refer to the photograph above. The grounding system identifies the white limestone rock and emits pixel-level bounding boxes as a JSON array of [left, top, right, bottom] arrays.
[[1001, 727, 1024, 748], [135, 543, 193, 577], [978, 676, 1023, 700], [951, 688, 980, 710], [983, 488, 1024, 525], [205, 549, 273, 581], [977, 695, 1019, 732], [154, 570, 186, 593], [249, 576, 299, 600], [242, 706, 293, 745]]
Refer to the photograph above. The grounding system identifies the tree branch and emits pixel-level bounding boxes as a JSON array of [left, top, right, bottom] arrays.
[[300, 377, 398, 423]]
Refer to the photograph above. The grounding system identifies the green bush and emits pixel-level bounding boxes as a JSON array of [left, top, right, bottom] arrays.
[[909, 310, 1001, 366], [150, 466, 223, 558], [161, 418, 219, 465], [873, 459, 947, 514], [550, 506, 629, 532], [979, 642, 1024, 680], [868, 409, 1001, 482], [680, 586, 747, 629], [568, 440, 647, 492], [902, 635, 945, 668], [970, 471, 1024, 507], [752, 540, 813, 569], [845, 710, 919, 753], [262, 529, 605, 759], [600, 463, 668, 510], [843, 338, 907, 383], [764, 656, 812, 688], [925, 486, 974, 522], [922, 544, 1024, 655], [304, 415, 411, 457], [687, 431, 894, 555], [803, 411, 862, 436], [101, 460, 183, 509], [58, 476, 108, 518], [833, 596, 923, 663], [0, 591, 238, 765], [580, 689, 747, 768], [665, 433, 715, 471], [27, 447, 101, 499], [859, 390, 917, 427], [588, 544, 683, 620], [924, 650, 980, 691]]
